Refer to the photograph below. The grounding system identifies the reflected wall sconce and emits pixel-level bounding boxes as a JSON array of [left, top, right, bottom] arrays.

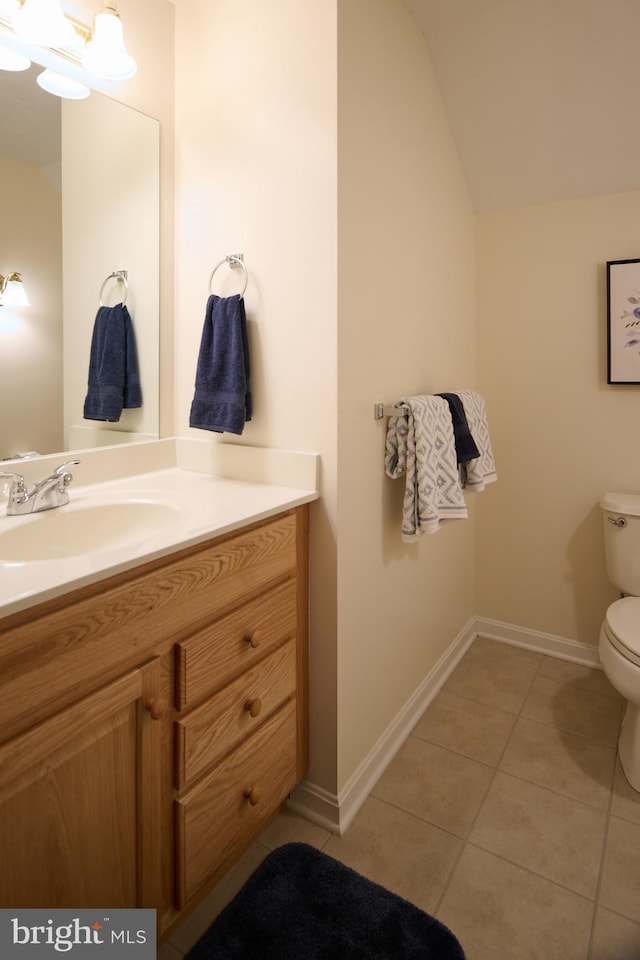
[[0, 0, 137, 99], [0, 272, 30, 308]]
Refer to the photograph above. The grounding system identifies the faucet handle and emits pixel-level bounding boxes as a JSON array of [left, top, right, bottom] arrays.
[[50, 460, 81, 487], [0, 472, 28, 503], [53, 459, 81, 477]]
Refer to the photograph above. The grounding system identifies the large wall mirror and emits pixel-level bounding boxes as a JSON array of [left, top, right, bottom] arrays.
[[0, 65, 159, 460]]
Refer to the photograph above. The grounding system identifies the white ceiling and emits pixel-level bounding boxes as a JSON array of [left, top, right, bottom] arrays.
[[404, 0, 640, 212]]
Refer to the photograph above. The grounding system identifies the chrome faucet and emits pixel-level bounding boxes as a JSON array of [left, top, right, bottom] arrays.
[[0, 460, 81, 516]]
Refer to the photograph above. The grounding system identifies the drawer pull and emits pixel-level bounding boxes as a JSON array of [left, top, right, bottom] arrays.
[[145, 697, 168, 720], [243, 786, 261, 806], [244, 629, 262, 649], [244, 697, 262, 718]]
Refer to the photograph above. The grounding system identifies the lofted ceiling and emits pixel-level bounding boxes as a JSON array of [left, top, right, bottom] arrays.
[[404, 0, 640, 213]]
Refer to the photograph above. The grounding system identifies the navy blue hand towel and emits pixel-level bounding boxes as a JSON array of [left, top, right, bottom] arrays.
[[436, 392, 480, 464], [83, 303, 142, 422], [189, 294, 252, 435]]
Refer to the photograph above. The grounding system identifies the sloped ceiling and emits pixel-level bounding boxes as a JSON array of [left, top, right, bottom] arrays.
[[404, 0, 640, 213]]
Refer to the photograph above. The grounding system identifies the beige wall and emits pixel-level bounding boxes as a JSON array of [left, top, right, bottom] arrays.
[[476, 190, 640, 646], [337, 0, 478, 789]]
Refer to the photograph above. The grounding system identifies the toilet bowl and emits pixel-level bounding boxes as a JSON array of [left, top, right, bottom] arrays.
[[599, 596, 640, 791]]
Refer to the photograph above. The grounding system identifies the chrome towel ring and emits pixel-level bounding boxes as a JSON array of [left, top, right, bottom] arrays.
[[99, 270, 128, 307], [208, 254, 248, 298]]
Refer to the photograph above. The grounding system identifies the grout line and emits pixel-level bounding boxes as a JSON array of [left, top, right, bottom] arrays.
[[463, 841, 597, 905], [586, 753, 620, 959]]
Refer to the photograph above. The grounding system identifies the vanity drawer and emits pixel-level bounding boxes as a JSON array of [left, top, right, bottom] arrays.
[[175, 579, 296, 710], [175, 699, 297, 906], [175, 640, 296, 789], [0, 512, 299, 741]]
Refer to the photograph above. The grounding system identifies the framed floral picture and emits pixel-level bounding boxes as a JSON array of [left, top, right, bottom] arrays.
[[607, 258, 640, 384]]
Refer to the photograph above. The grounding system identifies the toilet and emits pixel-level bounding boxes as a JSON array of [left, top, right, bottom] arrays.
[[599, 492, 640, 792]]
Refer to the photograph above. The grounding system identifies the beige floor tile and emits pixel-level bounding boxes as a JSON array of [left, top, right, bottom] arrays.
[[469, 771, 607, 898], [599, 817, 640, 924], [443, 655, 536, 714], [521, 676, 623, 746], [590, 907, 640, 960], [167, 843, 267, 954], [257, 807, 332, 850], [499, 717, 616, 810], [323, 795, 463, 914], [413, 690, 517, 766], [467, 636, 543, 675], [372, 735, 494, 837], [437, 844, 594, 960], [610, 759, 640, 826], [538, 656, 622, 700]]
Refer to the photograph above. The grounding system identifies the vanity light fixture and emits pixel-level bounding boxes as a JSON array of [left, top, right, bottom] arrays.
[[83, 1, 136, 81], [0, 272, 30, 308], [0, 0, 137, 98], [14, 0, 76, 49]]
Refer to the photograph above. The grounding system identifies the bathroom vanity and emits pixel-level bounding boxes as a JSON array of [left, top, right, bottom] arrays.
[[0, 455, 315, 939]]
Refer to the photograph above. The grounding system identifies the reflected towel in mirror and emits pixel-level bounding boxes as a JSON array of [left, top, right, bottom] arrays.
[[83, 303, 142, 422]]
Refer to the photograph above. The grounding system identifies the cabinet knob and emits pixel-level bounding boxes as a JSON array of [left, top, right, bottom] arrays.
[[243, 786, 261, 806], [244, 697, 262, 718], [244, 629, 262, 649], [145, 697, 168, 720]]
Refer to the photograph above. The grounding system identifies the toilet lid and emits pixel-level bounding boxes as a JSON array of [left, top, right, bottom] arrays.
[[605, 597, 640, 662]]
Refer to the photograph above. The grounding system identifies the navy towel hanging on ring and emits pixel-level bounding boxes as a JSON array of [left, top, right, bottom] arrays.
[[189, 294, 252, 435]]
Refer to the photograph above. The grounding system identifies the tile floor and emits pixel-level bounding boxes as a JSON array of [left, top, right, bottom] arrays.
[[159, 637, 640, 960]]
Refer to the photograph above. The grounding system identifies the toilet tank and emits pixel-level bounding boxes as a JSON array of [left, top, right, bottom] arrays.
[[602, 493, 640, 596]]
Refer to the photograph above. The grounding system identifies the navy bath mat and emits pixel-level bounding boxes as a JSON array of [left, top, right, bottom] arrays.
[[184, 842, 466, 959]]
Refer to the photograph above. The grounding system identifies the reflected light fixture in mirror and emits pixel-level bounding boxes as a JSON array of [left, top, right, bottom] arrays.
[[0, 272, 30, 307], [0, 0, 26, 68], [0, 0, 137, 100], [37, 66, 89, 98], [0, 44, 28, 69]]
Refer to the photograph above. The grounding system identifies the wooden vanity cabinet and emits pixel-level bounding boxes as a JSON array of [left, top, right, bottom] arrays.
[[0, 505, 309, 935], [0, 658, 163, 910]]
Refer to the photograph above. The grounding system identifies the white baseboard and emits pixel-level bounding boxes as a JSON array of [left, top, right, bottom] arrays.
[[474, 616, 602, 667], [289, 615, 602, 834], [287, 782, 342, 835], [289, 617, 477, 835]]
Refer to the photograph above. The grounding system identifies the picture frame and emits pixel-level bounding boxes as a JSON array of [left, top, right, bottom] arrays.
[[607, 258, 640, 384]]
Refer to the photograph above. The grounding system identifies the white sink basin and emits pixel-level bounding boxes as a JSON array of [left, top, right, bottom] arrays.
[[0, 500, 182, 562]]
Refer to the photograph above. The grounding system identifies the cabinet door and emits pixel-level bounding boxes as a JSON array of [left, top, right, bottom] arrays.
[[0, 659, 163, 909]]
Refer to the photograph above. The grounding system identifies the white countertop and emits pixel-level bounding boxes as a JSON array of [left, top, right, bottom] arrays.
[[0, 467, 318, 619]]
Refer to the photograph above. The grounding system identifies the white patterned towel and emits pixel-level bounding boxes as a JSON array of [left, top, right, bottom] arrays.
[[456, 389, 497, 491], [385, 395, 467, 540]]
